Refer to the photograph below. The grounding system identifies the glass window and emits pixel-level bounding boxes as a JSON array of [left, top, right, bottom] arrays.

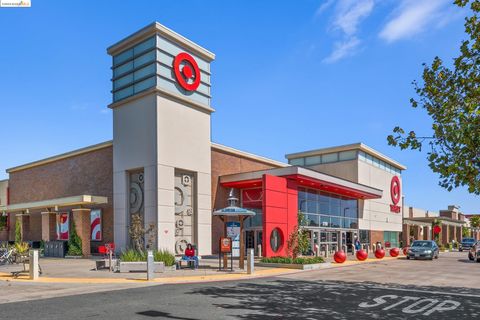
[[134, 50, 156, 68], [305, 214, 319, 227], [56, 212, 69, 240], [113, 61, 134, 78], [305, 155, 321, 165], [360, 230, 370, 244], [339, 150, 356, 161], [358, 151, 366, 162], [318, 193, 329, 214], [134, 36, 156, 55], [113, 85, 134, 101], [90, 209, 102, 241], [373, 157, 381, 167], [133, 63, 156, 81], [322, 153, 338, 163], [113, 73, 133, 90], [133, 76, 156, 93], [289, 158, 304, 166], [270, 228, 282, 253], [365, 154, 373, 164], [113, 48, 133, 66]]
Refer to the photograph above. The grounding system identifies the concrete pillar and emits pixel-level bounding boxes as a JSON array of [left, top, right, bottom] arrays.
[[72, 208, 91, 257], [29, 249, 39, 280], [41, 212, 57, 241]]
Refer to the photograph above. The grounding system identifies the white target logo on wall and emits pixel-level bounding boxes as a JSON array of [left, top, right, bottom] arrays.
[[174, 173, 195, 254]]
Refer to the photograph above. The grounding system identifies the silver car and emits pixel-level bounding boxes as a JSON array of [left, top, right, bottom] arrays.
[[407, 240, 439, 260]]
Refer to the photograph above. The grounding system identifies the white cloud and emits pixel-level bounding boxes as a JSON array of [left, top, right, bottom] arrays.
[[379, 0, 452, 43], [318, 0, 375, 63], [333, 0, 375, 36], [323, 37, 361, 63]]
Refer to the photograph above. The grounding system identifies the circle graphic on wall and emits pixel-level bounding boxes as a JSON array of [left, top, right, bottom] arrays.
[[130, 182, 143, 213], [390, 176, 401, 205], [175, 239, 189, 254], [173, 52, 201, 91]]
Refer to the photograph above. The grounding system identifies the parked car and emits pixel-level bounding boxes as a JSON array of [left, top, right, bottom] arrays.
[[406, 240, 439, 260], [460, 238, 476, 252], [468, 241, 480, 261]]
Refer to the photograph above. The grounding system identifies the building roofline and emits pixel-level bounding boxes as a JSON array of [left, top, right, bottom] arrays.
[[6, 141, 113, 174], [107, 22, 215, 62], [220, 166, 383, 199], [211, 142, 289, 168], [285, 142, 407, 170]]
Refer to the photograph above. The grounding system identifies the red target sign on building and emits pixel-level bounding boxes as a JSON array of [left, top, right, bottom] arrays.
[[173, 52, 201, 91], [390, 176, 401, 213]]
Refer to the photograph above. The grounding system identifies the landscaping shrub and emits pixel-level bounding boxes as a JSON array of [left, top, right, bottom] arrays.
[[120, 249, 175, 266], [67, 220, 83, 256], [14, 242, 29, 254], [261, 256, 324, 265]]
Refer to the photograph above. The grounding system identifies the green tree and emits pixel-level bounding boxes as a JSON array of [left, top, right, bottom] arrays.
[[15, 219, 22, 243], [470, 215, 480, 228], [67, 219, 83, 256], [387, 0, 480, 194], [463, 226, 471, 237], [287, 212, 310, 259]]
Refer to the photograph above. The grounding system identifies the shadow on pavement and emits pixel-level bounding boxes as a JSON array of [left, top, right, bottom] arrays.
[[189, 279, 480, 320]]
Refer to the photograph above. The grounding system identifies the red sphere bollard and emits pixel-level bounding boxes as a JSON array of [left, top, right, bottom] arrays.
[[403, 247, 409, 256], [390, 248, 400, 257], [356, 249, 368, 261], [334, 250, 347, 263], [375, 249, 385, 259]]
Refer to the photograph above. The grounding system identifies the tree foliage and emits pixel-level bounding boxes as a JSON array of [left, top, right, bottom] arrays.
[[387, 0, 480, 194], [287, 212, 310, 259], [67, 219, 83, 256], [470, 214, 480, 228]]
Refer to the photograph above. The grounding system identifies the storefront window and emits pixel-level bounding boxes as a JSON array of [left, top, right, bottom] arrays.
[[384, 231, 399, 248], [56, 212, 69, 240], [298, 187, 358, 230], [90, 209, 102, 241], [270, 228, 282, 252]]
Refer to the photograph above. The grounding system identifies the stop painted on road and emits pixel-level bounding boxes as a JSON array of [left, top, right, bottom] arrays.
[[359, 294, 461, 316]]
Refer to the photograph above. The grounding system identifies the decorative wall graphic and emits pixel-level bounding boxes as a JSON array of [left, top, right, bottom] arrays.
[[174, 172, 195, 254], [56, 212, 69, 240], [130, 173, 144, 214], [90, 209, 102, 241], [129, 171, 145, 247]]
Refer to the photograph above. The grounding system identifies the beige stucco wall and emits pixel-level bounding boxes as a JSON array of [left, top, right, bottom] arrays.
[[305, 157, 403, 233], [0, 180, 7, 207]]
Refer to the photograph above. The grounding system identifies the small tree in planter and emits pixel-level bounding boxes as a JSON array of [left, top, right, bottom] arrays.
[[287, 212, 310, 259], [67, 219, 83, 256], [128, 213, 156, 252], [15, 219, 22, 243]]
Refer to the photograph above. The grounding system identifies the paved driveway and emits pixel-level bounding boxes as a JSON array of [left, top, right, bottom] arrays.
[[0, 252, 479, 319], [283, 251, 480, 288]]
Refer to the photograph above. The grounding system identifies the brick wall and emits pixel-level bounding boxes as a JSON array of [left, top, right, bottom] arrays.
[[7, 145, 113, 245], [211, 147, 284, 253]]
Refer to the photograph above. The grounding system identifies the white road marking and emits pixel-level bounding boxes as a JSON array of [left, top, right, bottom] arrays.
[[359, 295, 461, 315]]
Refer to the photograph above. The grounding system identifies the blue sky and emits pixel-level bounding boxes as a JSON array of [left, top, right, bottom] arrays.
[[0, 0, 478, 212]]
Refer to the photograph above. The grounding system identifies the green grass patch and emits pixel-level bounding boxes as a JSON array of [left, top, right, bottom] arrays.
[[120, 249, 176, 266], [260, 256, 324, 265]]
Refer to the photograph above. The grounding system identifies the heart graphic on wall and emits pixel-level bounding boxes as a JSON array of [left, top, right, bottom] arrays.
[[164, 230, 169, 234]]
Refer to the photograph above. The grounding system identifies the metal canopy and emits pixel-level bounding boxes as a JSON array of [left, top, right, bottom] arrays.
[[0, 195, 108, 214]]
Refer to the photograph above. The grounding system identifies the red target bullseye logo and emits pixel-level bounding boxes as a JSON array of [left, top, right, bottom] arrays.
[[173, 52, 200, 91], [390, 176, 401, 205]]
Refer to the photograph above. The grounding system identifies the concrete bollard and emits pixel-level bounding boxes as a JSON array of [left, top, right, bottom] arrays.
[[29, 249, 39, 280], [257, 244, 262, 257], [147, 250, 154, 281], [247, 249, 254, 274]]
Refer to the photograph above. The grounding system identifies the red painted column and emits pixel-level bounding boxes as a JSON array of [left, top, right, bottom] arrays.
[[262, 174, 298, 258]]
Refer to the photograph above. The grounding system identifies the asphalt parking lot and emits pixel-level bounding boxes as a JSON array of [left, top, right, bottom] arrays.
[[285, 251, 480, 289], [1, 252, 479, 319]]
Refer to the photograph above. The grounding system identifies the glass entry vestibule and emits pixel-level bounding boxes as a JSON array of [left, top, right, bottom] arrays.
[[309, 229, 358, 254]]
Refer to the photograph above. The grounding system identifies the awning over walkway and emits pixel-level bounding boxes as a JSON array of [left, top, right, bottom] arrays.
[[220, 166, 383, 199], [404, 219, 431, 227], [406, 216, 466, 227], [0, 195, 108, 214]]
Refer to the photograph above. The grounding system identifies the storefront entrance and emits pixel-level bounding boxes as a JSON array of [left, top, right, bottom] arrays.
[[245, 229, 263, 256], [310, 229, 357, 254]]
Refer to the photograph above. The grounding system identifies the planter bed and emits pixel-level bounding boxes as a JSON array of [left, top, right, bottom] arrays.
[[118, 261, 165, 273]]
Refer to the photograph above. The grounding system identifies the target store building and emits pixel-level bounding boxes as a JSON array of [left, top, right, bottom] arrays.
[[0, 23, 406, 258]]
